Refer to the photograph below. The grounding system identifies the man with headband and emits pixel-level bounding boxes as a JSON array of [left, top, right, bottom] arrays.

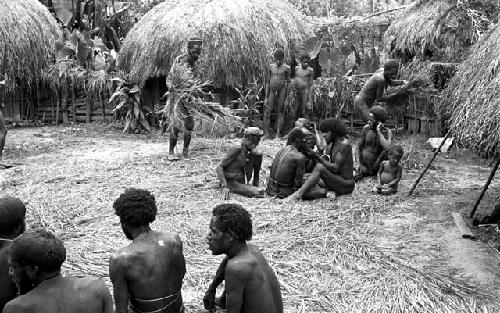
[[354, 59, 410, 123], [0, 197, 26, 311], [3, 229, 113, 313], [110, 188, 186, 313], [165, 36, 203, 159], [216, 127, 265, 200]]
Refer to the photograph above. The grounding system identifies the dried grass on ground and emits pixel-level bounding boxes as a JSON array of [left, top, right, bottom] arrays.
[[0, 125, 498, 313]]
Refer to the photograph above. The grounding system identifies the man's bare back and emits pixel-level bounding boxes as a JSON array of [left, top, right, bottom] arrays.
[[0, 242, 16, 311], [3, 275, 113, 313], [266, 145, 306, 198]]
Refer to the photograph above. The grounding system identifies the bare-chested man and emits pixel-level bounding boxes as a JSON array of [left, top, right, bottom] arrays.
[[205, 203, 283, 313], [293, 54, 314, 121], [287, 118, 355, 201], [216, 127, 265, 200], [110, 188, 186, 313], [355, 105, 392, 180], [264, 49, 291, 139], [0, 197, 25, 312], [354, 59, 409, 123], [4, 229, 113, 313], [167, 36, 203, 159]]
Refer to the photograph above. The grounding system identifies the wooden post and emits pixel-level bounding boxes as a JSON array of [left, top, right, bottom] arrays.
[[451, 212, 474, 239], [408, 131, 451, 196], [470, 158, 500, 218]]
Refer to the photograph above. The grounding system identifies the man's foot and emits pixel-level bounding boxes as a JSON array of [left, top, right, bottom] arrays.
[[326, 191, 336, 199], [167, 154, 181, 161], [283, 191, 302, 203], [182, 149, 189, 158]]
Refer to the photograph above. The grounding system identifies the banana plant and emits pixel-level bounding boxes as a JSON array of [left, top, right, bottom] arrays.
[[109, 77, 152, 133]]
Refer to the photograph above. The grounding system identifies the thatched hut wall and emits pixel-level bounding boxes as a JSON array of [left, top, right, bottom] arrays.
[[383, 0, 494, 63], [119, 0, 313, 90], [0, 0, 61, 121], [439, 25, 500, 158]]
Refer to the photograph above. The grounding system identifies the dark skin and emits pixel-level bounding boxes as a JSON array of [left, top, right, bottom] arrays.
[[374, 152, 403, 195], [356, 120, 392, 178], [266, 129, 310, 198], [0, 110, 6, 160], [293, 58, 314, 120], [354, 66, 408, 123], [109, 224, 186, 313], [287, 128, 355, 200], [264, 56, 291, 139], [216, 135, 264, 200], [4, 264, 113, 313], [169, 43, 202, 158], [0, 223, 24, 312], [205, 216, 283, 313]]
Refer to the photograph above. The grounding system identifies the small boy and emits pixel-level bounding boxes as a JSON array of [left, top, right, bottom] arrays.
[[373, 145, 404, 195]]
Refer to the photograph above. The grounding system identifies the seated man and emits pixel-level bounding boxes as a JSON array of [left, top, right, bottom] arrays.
[[110, 188, 186, 313], [216, 127, 265, 200], [373, 145, 404, 195], [355, 105, 392, 180], [4, 229, 113, 313], [0, 197, 26, 312], [287, 118, 355, 201], [205, 203, 283, 313], [266, 127, 310, 198]]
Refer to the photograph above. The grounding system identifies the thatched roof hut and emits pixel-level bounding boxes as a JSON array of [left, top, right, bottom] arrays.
[[383, 0, 495, 63], [0, 0, 61, 91], [439, 25, 500, 158], [119, 0, 313, 88]]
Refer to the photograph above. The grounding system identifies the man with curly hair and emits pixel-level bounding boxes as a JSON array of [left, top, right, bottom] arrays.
[[204, 204, 283, 313], [3, 229, 113, 313], [110, 188, 186, 313]]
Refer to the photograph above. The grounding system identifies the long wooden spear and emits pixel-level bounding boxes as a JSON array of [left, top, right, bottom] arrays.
[[470, 157, 500, 218], [408, 131, 451, 196]]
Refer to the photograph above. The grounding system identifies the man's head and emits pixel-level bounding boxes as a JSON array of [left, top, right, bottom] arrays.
[[319, 118, 347, 143], [300, 54, 311, 68], [294, 118, 309, 128], [207, 204, 252, 255], [369, 105, 388, 125], [273, 49, 285, 66], [243, 127, 264, 150], [0, 197, 26, 238], [9, 229, 66, 294], [388, 145, 404, 166], [383, 59, 399, 81], [288, 127, 311, 151], [113, 188, 157, 240], [187, 36, 202, 62]]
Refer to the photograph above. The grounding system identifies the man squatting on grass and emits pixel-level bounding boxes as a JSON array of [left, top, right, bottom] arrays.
[[0, 197, 26, 312], [204, 203, 283, 313], [110, 188, 186, 313], [216, 127, 265, 200], [3, 229, 113, 313]]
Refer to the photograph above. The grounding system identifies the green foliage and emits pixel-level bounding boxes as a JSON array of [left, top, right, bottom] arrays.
[[231, 83, 265, 127]]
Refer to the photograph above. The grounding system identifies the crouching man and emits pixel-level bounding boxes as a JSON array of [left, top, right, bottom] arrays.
[[204, 203, 283, 313], [3, 229, 113, 313], [216, 127, 265, 200]]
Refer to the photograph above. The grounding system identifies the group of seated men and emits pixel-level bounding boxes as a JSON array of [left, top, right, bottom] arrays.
[[217, 107, 404, 201], [0, 192, 283, 313]]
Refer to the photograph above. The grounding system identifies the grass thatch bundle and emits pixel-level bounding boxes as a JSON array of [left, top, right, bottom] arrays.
[[384, 0, 494, 62], [119, 0, 313, 88], [159, 61, 241, 131], [439, 24, 500, 158], [43, 60, 86, 92], [0, 0, 61, 91]]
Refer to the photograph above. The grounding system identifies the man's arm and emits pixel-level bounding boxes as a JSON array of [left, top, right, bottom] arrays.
[[319, 142, 351, 173], [307, 68, 315, 108], [284, 66, 291, 99], [225, 261, 253, 313], [376, 161, 385, 188], [355, 126, 368, 169], [377, 125, 392, 150], [109, 255, 130, 313], [2, 301, 26, 313], [264, 65, 272, 103], [376, 81, 404, 103], [293, 155, 306, 190], [95, 279, 114, 313], [215, 147, 241, 199]]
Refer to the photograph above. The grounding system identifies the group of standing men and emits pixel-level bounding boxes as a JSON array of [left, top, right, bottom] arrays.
[[0, 192, 283, 313]]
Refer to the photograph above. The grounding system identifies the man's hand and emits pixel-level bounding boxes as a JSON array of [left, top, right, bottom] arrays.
[[221, 187, 231, 200], [203, 290, 216, 313], [307, 148, 321, 160], [376, 123, 384, 134]]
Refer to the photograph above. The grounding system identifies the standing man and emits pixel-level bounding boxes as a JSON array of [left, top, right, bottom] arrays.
[[110, 188, 186, 313], [3, 229, 113, 313], [263, 49, 291, 140], [0, 197, 26, 311], [168, 36, 203, 158], [353, 59, 409, 123], [205, 203, 283, 313], [216, 127, 265, 200], [293, 54, 314, 121]]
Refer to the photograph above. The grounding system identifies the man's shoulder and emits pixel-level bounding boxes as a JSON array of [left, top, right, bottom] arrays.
[[71, 276, 107, 292]]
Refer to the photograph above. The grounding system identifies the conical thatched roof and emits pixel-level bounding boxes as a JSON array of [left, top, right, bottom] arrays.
[[384, 0, 494, 62], [119, 0, 313, 88], [438, 25, 500, 158], [0, 0, 61, 90]]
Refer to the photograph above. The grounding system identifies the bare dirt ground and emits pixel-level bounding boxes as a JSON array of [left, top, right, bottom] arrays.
[[0, 123, 499, 312]]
